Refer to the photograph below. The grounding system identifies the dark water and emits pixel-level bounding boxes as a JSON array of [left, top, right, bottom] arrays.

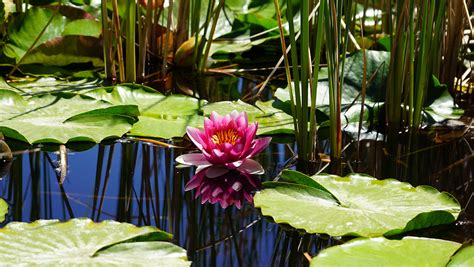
[[0, 75, 473, 266], [0, 130, 472, 266]]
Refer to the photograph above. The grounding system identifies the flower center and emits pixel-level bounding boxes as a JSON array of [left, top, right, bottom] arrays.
[[211, 129, 239, 145]]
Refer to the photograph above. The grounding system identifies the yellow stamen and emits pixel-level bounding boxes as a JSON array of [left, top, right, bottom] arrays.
[[211, 129, 239, 145]]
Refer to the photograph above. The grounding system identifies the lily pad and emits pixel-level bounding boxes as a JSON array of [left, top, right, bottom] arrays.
[[0, 90, 139, 144], [0, 218, 190, 265], [448, 245, 474, 266], [0, 199, 7, 222], [254, 170, 460, 237], [83, 84, 206, 139], [310, 236, 462, 266], [201, 100, 294, 135], [5, 77, 101, 94]]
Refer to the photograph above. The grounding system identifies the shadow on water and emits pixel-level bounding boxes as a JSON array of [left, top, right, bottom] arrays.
[[0, 75, 472, 266]]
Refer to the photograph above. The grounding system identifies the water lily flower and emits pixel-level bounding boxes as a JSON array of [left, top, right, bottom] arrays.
[[185, 167, 261, 209], [176, 111, 271, 177]]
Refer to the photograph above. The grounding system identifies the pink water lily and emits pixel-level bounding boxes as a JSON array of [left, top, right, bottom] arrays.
[[176, 111, 271, 176]]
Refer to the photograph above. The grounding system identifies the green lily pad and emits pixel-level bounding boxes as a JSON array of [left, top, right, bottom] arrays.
[[83, 84, 206, 139], [0, 218, 190, 265], [448, 245, 474, 266], [0, 90, 139, 144], [254, 170, 460, 237], [0, 199, 7, 222], [201, 100, 294, 135], [310, 236, 462, 266]]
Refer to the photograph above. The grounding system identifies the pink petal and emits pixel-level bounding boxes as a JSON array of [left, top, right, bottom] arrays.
[[212, 187, 224, 197], [186, 127, 206, 150], [206, 165, 230, 178], [225, 160, 243, 169], [236, 114, 247, 128], [210, 111, 221, 123], [184, 171, 206, 191], [175, 153, 211, 166], [195, 165, 210, 174], [248, 137, 272, 158], [230, 110, 240, 119], [240, 123, 258, 157], [232, 181, 243, 191], [237, 158, 264, 175]]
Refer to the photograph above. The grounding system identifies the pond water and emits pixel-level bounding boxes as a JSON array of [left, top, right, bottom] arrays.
[[0, 75, 472, 266], [1, 132, 472, 266]]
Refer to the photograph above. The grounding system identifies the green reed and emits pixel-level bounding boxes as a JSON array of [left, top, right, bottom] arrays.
[[324, 0, 353, 159], [276, 0, 354, 162], [386, 0, 447, 130], [275, 0, 326, 163]]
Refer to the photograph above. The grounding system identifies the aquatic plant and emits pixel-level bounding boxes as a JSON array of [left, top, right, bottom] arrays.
[[176, 111, 271, 175], [185, 167, 261, 209], [0, 218, 190, 265], [254, 170, 461, 237], [310, 236, 472, 266]]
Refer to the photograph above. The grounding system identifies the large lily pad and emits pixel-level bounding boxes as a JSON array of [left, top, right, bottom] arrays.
[[0, 199, 7, 222], [0, 218, 190, 265], [254, 170, 460, 237], [310, 236, 462, 266], [83, 84, 206, 139], [0, 90, 138, 144], [201, 100, 294, 135]]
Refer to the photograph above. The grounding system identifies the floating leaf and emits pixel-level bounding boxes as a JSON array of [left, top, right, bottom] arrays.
[[83, 84, 206, 139], [310, 237, 462, 266], [0, 199, 7, 222], [201, 100, 294, 135], [0, 218, 190, 265], [6, 77, 101, 94], [448, 245, 474, 266], [0, 90, 138, 144], [254, 171, 460, 237]]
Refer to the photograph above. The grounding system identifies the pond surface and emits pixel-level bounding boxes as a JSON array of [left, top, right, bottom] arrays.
[[1, 129, 472, 266]]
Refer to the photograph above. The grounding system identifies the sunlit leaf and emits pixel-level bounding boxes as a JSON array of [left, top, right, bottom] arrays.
[[448, 245, 474, 266], [310, 236, 462, 266], [0, 218, 190, 265], [254, 170, 460, 237], [3, 7, 66, 61], [62, 19, 101, 37], [83, 84, 206, 139], [202, 100, 294, 135], [0, 199, 7, 222], [0, 90, 138, 144]]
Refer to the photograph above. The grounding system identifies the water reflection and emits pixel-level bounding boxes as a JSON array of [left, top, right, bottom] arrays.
[[185, 167, 261, 209], [0, 139, 12, 179]]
